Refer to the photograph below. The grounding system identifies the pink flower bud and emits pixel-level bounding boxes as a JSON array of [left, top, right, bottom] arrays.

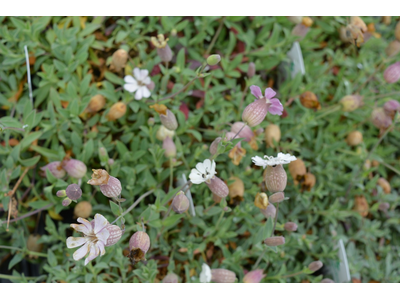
[[284, 222, 298, 232], [100, 176, 122, 198], [321, 278, 335, 283], [242, 99, 270, 127], [62, 198, 72, 207], [66, 184, 82, 201], [62, 158, 87, 179], [308, 260, 323, 272], [260, 204, 276, 219], [108, 158, 114, 166], [269, 192, 285, 203], [292, 24, 309, 39], [160, 109, 178, 131], [163, 136, 176, 158], [162, 273, 179, 283], [56, 190, 66, 197], [209, 137, 222, 156], [157, 44, 173, 62], [172, 191, 189, 214], [371, 107, 392, 130], [247, 62, 256, 78], [383, 62, 400, 83], [148, 117, 155, 126], [243, 269, 265, 283], [211, 269, 236, 283], [147, 81, 155, 91], [378, 202, 390, 212], [105, 224, 123, 246], [383, 100, 400, 115], [129, 231, 150, 263], [231, 122, 254, 142], [206, 176, 229, 198], [264, 236, 285, 246], [41, 161, 66, 179], [264, 165, 287, 193]]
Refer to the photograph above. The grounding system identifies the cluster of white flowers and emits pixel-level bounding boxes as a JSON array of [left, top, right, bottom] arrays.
[[252, 152, 297, 169]]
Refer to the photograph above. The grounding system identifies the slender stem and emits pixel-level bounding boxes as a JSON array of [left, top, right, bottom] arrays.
[[157, 77, 198, 102], [379, 160, 400, 176], [354, 58, 387, 94], [266, 270, 304, 281], [1, 204, 53, 225], [271, 202, 280, 236], [0, 274, 45, 281], [214, 210, 225, 229], [314, 104, 341, 120], [0, 245, 48, 258], [24, 45, 33, 107], [0, 126, 26, 132], [163, 205, 172, 221], [238, 85, 249, 118], [7, 167, 31, 197], [169, 157, 174, 189], [364, 91, 400, 101], [231, 122, 248, 140], [111, 189, 155, 225], [205, 16, 226, 57]]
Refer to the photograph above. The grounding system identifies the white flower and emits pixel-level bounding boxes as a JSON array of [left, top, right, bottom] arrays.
[[66, 214, 110, 265], [252, 152, 297, 168], [189, 159, 216, 184], [200, 263, 212, 283], [123, 68, 151, 100]]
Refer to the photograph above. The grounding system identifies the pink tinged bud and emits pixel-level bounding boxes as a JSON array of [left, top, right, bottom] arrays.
[[260, 204, 276, 219], [269, 192, 285, 203], [100, 176, 122, 198], [264, 165, 287, 193], [247, 62, 256, 78], [172, 191, 189, 214], [211, 269, 236, 283], [371, 108, 392, 130], [147, 81, 155, 91], [321, 278, 335, 283], [243, 269, 265, 283], [383, 62, 400, 83], [66, 184, 82, 201], [308, 261, 323, 272], [264, 236, 285, 246], [163, 136, 176, 158], [62, 159, 87, 179], [108, 159, 114, 166], [231, 122, 254, 142], [378, 202, 390, 212], [105, 224, 123, 246], [157, 44, 173, 62], [162, 273, 179, 283], [284, 222, 298, 232], [206, 176, 229, 198], [242, 99, 270, 127], [41, 161, 66, 179], [56, 190, 66, 197], [292, 24, 309, 39], [209, 137, 222, 156], [160, 109, 178, 131], [383, 100, 400, 114], [62, 198, 72, 207], [129, 231, 150, 262], [148, 117, 155, 126]]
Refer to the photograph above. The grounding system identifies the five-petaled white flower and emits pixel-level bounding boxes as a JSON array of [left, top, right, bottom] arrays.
[[200, 263, 212, 283], [123, 68, 152, 100], [189, 159, 216, 184], [67, 214, 110, 265], [252, 152, 297, 168]]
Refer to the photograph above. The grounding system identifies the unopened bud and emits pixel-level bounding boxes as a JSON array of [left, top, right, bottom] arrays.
[[105, 224, 123, 246], [308, 260, 323, 272], [346, 131, 363, 146], [100, 176, 122, 198], [206, 176, 229, 198], [269, 192, 285, 203], [228, 176, 244, 199], [162, 273, 179, 283], [110, 49, 128, 72], [62, 198, 72, 207], [383, 100, 400, 116], [383, 62, 400, 84], [209, 137, 222, 156], [243, 269, 265, 283], [41, 161, 66, 179], [264, 124, 281, 147], [353, 195, 369, 217], [163, 136, 176, 158], [287, 16, 303, 24], [340, 95, 363, 112], [66, 184, 82, 201], [264, 236, 285, 246], [371, 108, 392, 130], [160, 110, 178, 131], [247, 62, 256, 78], [300, 91, 321, 110], [172, 191, 189, 214], [321, 278, 335, 283], [350, 16, 367, 32], [211, 269, 236, 283], [156, 125, 175, 141], [107, 102, 127, 121], [62, 158, 87, 179], [289, 159, 306, 183], [108, 158, 114, 166], [86, 94, 106, 113], [147, 81, 155, 91], [259, 204, 276, 219], [254, 192, 269, 209], [396, 21, 400, 41], [74, 201, 92, 219], [151, 34, 173, 62], [378, 202, 390, 212], [377, 178, 391, 194], [129, 231, 150, 262], [148, 117, 155, 126], [301, 173, 316, 191], [56, 190, 66, 197], [242, 99, 270, 127], [292, 24, 309, 39], [207, 54, 221, 66], [284, 222, 298, 232], [386, 40, 400, 57], [231, 122, 254, 142], [302, 17, 313, 27], [264, 165, 287, 193]]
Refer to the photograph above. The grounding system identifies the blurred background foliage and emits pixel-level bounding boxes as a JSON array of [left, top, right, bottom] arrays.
[[0, 16, 400, 283]]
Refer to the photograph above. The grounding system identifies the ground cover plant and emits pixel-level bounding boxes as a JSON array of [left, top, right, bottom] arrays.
[[1, 16, 400, 283]]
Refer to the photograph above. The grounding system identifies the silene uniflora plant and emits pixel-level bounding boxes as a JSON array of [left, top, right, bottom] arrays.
[[1, 16, 400, 284]]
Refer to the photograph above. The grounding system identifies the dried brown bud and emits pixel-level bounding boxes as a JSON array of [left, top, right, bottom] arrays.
[[302, 17, 313, 27], [66, 184, 82, 201], [107, 102, 127, 121], [254, 192, 269, 210], [74, 201, 92, 219], [211, 269, 236, 283], [129, 231, 150, 263], [228, 176, 244, 199], [308, 260, 323, 272], [289, 159, 306, 183], [87, 169, 110, 186], [353, 195, 369, 217], [377, 178, 391, 194], [260, 204, 276, 219], [386, 40, 400, 57], [172, 191, 189, 214], [300, 91, 321, 110], [110, 49, 128, 72], [27, 234, 43, 258], [395, 21, 400, 41], [206, 176, 229, 198], [264, 236, 285, 246], [382, 16, 391, 25], [284, 222, 298, 232], [301, 173, 316, 191], [264, 165, 287, 193], [86, 94, 106, 113], [228, 144, 246, 166], [264, 124, 281, 147], [346, 131, 363, 146], [269, 192, 285, 203], [340, 95, 363, 112], [351, 17, 367, 33]]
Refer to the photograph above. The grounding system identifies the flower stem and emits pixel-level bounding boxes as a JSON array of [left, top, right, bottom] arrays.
[[0, 273, 46, 281], [169, 157, 174, 189], [215, 210, 225, 229], [205, 16, 226, 57], [1, 203, 54, 226], [0, 245, 48, 258], [238, 84, 249, 118]]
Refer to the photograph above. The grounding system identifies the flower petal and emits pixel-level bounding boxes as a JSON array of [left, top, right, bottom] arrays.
[[200, 263, 212, 283], [96, 227, 110, 244], [195, 162, 206, 174], [66, 236, 88, 249], [189, 169, 205, 184], [97, 241, 106, 256], [70, 223, 91, 235], [124, 75, 136, 84], [252, 156, 268, 169], [84, 243, 100, 266], [133, 68, 142, 80], [264, 88, 277, 99], [142, 76, 151, 85], [140, 86, 151, 99], [124, 82, 139, 93], [140, 69, 149, 80], [268, 98, 283, 115], [135, 87, 143, 100], [94, 214, 108, 234], [73, 242, 90, 261], [250, 85, 263, 99]]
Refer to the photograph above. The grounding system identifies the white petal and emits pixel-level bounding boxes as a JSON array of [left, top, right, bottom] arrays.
[[66, 236, 88, 249], [135, 87, 143, 100], [97, 241, 106, 256], [124, 82, 139, 93], [96, 227, 110, 244], [94, 214, 108, 234], [195, 162, 206, 174], [133, 68, 142, 80], [142, 76, 151, 85], [210, 160, 216, 175], [203, 159, 212, 172], [189, 169, 205, 184], [141, 86, 151, 98], [140, 69, 149, 80], [200, 263, 212, 283], [77, 217, 92, 231], [124, 75, 136, 84], [73, 242, 90, 261], [70, 224, 91, 235], [252, 156, 267, 168], [84, 243, 100, 266]]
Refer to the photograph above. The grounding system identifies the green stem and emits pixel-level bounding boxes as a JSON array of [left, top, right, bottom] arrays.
[[215, 210, 225, 229], [0, 273, 45, 281], [205, 16, 226, 56], [0, 245, 48, 258], [169, 157, 174, 189]]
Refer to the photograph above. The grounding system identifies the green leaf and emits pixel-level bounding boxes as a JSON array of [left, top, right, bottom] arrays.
[[47, 249, 57, 267], [19, 155, 41, 167], [109, 200, 121, 216], [162, 214, 184, 228], [8, 253, 24, 270]]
